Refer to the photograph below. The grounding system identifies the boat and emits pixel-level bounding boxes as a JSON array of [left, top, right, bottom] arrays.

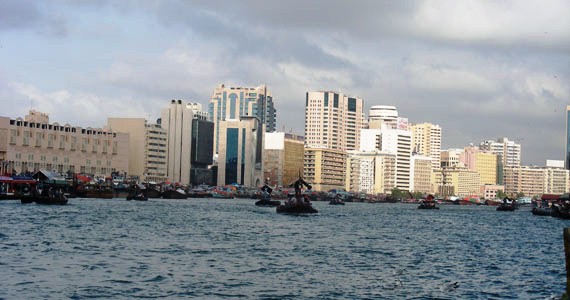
[[126, 184, 148, 201], [21, 192, 68, 205], [496, 197, 517, 211], [126, 194, 148, 201], [161, 188, 187, 199], [418, 195, 439, 209], [255, 192, 281, 207], [329, 194, 345, 205], [531, 207, 552, 216], [276, 195, 318, 214]]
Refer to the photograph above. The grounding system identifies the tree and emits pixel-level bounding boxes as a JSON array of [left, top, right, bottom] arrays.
[[390, 187, 406, 199], [497, 190, 507, 199]]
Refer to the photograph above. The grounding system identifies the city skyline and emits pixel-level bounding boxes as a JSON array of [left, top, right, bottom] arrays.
[[1, 1, 569, 165]]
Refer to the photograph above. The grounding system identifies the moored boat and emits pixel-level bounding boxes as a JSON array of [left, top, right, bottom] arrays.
[[531, 207, 552, 216]]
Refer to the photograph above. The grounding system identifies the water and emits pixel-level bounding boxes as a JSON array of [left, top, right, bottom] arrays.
[[0, 198, 566, 299]]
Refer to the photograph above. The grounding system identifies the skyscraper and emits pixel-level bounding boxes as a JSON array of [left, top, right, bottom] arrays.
[[566, 105, 570, 169], [304, 91, 365, 151], [410, 122, 442, 170], [368, 105, 398, 129], [161, 100, 209, 185], [217, 116, 263, 187], [209, 84, 275, 154]]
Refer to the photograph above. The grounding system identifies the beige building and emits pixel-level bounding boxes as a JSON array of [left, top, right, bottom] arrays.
[[441, 148, 463, 168], [504, 166, 570, 197], [345, 151, 396, 194], [304, 91, 365, 151], [107, 118, 168, 183], [0, 110, 128, 177], [161, 100, 209, 185], [481, 184, 505, 200], [263, 132, 304, 187], [304, 147, 346, 191], [410, 123, 442, 170], [217, 116, 263, 187], [434, 167, 481, 197], [411, 155, 432, 194]]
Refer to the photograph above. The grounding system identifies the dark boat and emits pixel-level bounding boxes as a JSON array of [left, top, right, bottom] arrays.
[[255, 192, 281, 207], [21, 194, 68, 205], [497, 197, 517, 211], [496, 203, 516, 211], [126, 194, 148, 201], [276, 196, 318, 214], [161, 188, 187, 199], [531, 207, 552, 216], [329, 195, 345, 205], [418, 195, 438, 209]]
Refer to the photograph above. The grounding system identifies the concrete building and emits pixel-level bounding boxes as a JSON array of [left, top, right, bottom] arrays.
[[304, 147, 346, 191], [504, 166, 570, 197], [480, 137, 521, 184], [360, 128, 412, 191], [368, 105, 398, 130], [433, 166, 481, 197], [304, 91, 365, 151], [481, 184, 505, 200], [217, 116, 263, 187], [345, 150, 396, 194], [460, 146, 498, 185], [410, 154, 432, 194], [263, 132, 304, 187], [209, 84, 276, 154], [0, 110, 128, 177], [566, 105, 570, 169], [410, 122, 442, 170], [161, 100, 209, 185], [441, 149, 464, 168], [107, 118, 168, 183], [190, 118, 214, 186]]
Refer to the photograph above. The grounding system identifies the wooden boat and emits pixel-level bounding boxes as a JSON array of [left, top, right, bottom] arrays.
[[161, 188, 187, 199], [531, 207, 552, 216], [126, 194, 148, 201], [276, 196, 318, 214], [418, 202, 439, 209], [255, 193, 280, 207], [496, 203, 516, 211], [329, 195, 345, 205], [21, 194, 68, 205]]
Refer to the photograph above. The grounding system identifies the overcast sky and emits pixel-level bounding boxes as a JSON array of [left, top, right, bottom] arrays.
[[1, 0, 569, 165]]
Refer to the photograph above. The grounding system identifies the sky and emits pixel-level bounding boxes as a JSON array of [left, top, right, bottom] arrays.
[[0, 0, 569, 165]]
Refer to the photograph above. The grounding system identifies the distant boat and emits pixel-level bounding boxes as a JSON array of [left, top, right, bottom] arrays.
[[497, 197, 517, 211], [276, 195, 318, 214], [161, 188, 187, 199], [255, 192, 280, 207], [417, 195, 439, 209]]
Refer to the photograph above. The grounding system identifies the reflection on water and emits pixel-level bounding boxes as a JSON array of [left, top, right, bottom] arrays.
[[0, 198, 566, 299]]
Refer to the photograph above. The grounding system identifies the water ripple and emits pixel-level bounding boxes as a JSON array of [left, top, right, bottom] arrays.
[[0, 199, 566, 298]]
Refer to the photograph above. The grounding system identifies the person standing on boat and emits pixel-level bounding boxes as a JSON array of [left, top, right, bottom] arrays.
[[261, 178, 273, 195], [290, 177, 312, 204]]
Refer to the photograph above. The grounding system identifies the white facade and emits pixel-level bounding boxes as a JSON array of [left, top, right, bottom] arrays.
[[480, 137, 521, 168], [265, 132, 286, 150], [359, 128, 412, 191], [369, 105, 398, 130]]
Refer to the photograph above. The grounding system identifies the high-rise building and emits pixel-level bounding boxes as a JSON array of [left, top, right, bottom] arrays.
[[263, 132, 304, 187], [504, 166, 570, 196], [0, 111, 128, 177], [360, 128, 412, 191], [460, 146, 498, 185], [107, 118, 168, 183], [304, 147, 346, 191], [410, 122, 442, 170], [345, 150, 396, 194], [368, 105, 398, 130], [480, 137, 521, 185], [410, 154, 432, 193], [209, 84, 275, 154], [433, 166, 481, 197], [191, 118, 214, 186], [161, 100, 209, 185], [304, 91, 365, 151], [217, 116, 263, 187], [566, 105, 570, 169]]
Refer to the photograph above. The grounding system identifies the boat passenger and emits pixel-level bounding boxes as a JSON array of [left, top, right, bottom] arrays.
[[290, 177, 312, 197]]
